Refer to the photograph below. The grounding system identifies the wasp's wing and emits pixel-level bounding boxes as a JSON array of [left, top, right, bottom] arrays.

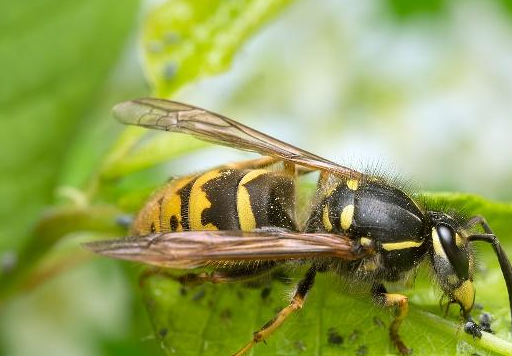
[[113, 98, 361, 178], [84, 230, 369, 269]]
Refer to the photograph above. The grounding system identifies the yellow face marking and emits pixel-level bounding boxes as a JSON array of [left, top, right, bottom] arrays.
[[322, 204, 333, 232], [340, 204, 354, 231], [346, 179, 359, 191], [382, 240, 424, 251], [189, 170, 223, 230], [237, 169, 268, 231], [432, 228, 447, 259], [131, 188, 167, 236], [360, 237, 373, 247], [452, 280, 475, 313], [160, 176, 196, 232]]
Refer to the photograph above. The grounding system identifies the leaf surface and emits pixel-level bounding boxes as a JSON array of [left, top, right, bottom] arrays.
[[141, 0, 295, 97], [142, 193, 512, 355]]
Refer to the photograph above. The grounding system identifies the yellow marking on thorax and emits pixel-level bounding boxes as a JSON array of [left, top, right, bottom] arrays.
[[189, 170, 223, 230], [381, 240, 423, 251], [340, 204, 354, 231], [237, 169, 268, 231], [360, 237, 373, 247], [346, 179, 359, 191], [322, 204, 333, 232], [160, 176, 196, 232]]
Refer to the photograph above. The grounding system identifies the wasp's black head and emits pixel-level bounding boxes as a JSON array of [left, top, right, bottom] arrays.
[[427, 211, 475, 317]]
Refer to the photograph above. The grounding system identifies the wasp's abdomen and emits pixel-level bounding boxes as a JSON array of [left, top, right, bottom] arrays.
[[132, 169, 296, 236]]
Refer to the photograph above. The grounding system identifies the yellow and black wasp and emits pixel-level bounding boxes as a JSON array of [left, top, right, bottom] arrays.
[[86, 98, 512, 355]]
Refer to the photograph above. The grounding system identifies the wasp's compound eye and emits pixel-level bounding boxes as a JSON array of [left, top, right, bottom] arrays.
[[436, 223, 469, 280]]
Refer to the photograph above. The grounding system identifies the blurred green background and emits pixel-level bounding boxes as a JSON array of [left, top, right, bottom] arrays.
[[1, 0, 512, 355]]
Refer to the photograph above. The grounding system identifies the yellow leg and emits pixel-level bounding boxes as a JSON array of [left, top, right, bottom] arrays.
[[373, 284, 411, 355], [232, 267, 316, 356]]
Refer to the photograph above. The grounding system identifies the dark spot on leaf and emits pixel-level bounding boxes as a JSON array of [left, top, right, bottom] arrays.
[[116, 215, 133, 229], [464, 320, 482, 339], [349, 329, 360, 343], [356, 345, 368, 356], [145, 298, 156, 309], [164, 32, 180, 45], [192, 289, 206, 301], [179, 287, 187, 296], [1, 251, 17, 274], [158, 328, 168, 338], [373, 316, 385, 328], [220, 308, 232, 323], [479, 312, 493, 333], [236, 290, 245, 300], [261, 286, 271, 300], [327, 327, 343, 345], [163, 62, 177, 80], [147, 41, 164, 53], [294, 340, 306, 352]]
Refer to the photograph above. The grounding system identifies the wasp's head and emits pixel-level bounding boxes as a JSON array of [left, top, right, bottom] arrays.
[[428, 212, 475, 317]]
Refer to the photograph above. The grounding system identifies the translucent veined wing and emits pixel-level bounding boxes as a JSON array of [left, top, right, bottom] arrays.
[[84, 230, 370, 269], [113, 98, 362, 178]]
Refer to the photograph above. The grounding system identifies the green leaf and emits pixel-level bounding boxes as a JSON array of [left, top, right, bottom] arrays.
[[0, 0, 140, 253], [142, 193, 512, 355], [141, 0, 295, 97], [99, 130, 208, 181], [384, 0, 447, 18]]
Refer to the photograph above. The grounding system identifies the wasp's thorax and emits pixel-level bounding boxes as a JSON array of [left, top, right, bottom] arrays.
[[428, 212, 475, 316]]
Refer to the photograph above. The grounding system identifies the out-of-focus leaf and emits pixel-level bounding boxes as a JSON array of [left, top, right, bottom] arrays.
[[385, 0, 512, 19], [385, 0, 447, 18], [0, 205, 125, 303], [100, 131, 207, 181], [141, 0, 295, 97], [0, 0, 140, 255], [141, 193, 512, 355]]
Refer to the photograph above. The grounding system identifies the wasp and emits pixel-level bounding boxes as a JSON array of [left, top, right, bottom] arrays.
[[86, 98, 512, 355]]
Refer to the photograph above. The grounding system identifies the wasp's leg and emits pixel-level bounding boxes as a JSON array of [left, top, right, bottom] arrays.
[[139, 262, 277, 287], [372, 284, 411, 355], [232, 267, 316, 356], [463, 215, 494, 234]]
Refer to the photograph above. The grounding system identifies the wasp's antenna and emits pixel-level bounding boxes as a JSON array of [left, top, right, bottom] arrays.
[[468, 233, 512, 330]]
